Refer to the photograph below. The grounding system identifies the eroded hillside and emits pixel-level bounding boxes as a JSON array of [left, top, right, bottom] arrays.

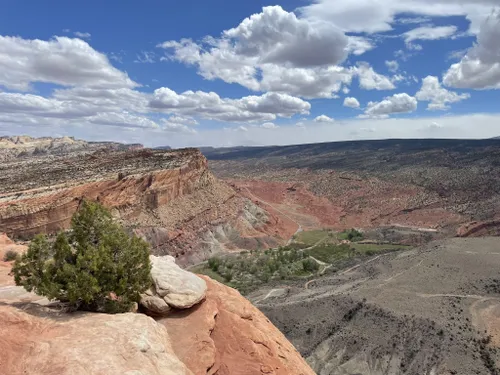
[[0, 139, 294, 266], [205, 139, 500, 237]]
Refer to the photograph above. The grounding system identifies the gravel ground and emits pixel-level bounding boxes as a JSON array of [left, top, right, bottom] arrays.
[[250, 237, 500, 375]]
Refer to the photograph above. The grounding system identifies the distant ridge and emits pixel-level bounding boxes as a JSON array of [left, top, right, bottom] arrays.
[[0, 135, 142, 161]]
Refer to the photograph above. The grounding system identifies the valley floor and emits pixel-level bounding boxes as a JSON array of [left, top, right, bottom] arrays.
[[250, 237, 500, 375]]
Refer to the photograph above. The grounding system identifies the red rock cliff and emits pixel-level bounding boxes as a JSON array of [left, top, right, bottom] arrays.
[[0, 148, 294, 266]]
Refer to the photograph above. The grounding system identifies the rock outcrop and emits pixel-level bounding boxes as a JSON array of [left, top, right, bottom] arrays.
[[160, 276, 316, 375], [141, 255, 207, 314], [0, 142, 294, 266], [457, 220, 500, 237], [0, 264, 314, 375], [0, 306, 193, 375]]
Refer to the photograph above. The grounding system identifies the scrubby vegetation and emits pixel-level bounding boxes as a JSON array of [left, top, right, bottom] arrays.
[[195, 245, 316, 293], [338, 228, 364, 242], [12, 201, 151, 313], [195, 229, 411, 294], [3, 250, 19, 262]]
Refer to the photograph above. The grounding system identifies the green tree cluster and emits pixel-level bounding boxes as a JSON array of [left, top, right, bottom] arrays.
[[12, 201, 151, 313]]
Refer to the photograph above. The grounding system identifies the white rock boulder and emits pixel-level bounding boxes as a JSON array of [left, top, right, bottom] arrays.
[[141, 255, 207, 314]]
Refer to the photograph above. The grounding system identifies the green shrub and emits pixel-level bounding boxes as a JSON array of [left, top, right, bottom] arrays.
[[302, 258, 320, 272], [346, 229, 364, 242], [208, 257, 221, 271], [3, 250, 19, 262], [12, 200, 151, 313]]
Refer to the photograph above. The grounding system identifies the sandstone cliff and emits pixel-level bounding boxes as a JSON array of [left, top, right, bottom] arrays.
[[0, 145, 294, 266]]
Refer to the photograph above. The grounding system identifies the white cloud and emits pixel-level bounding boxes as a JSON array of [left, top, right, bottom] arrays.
[[222, 5, 348, 68], [346, 36, 375, 55], [363, 93, 417, 117], [12, 113, 500, 149], [53, 87, 149, 113], [403, 25, 457, 43], [261, 122, 279, 129], [342, 87, 350, 94], [167, 115, 198, 126], [89, 112, 159, 129], [343, 97, 360, 108], [395, 16, 432, 25], [159, 6, 357, 99], [385, 60, 399, 73], [135, 51, 155, 63], [314, 115, 335, 123], [162, 6, 348, 68], [444, 10, 500, 89], [74, 31, 91, 39], [0, 92, 97, 118], [258, 64, 353, 99], [149, 89, 310, 122], [355, 62, 395, 90], [405, 42, 423, 51], [0, 36, 137, 91], [416, 75, 470, 110], [299, 0, 493, 34]]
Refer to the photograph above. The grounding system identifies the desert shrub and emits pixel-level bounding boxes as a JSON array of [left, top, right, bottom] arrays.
[[346, 229, 364, 242], [302, 258, 320, 272], [12, 200, 151, 313], [208, 257, 221, 271], [3, 250, 19, 262]]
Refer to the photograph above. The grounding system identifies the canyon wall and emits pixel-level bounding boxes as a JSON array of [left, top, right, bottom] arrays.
[[0, 143, 293, 266]]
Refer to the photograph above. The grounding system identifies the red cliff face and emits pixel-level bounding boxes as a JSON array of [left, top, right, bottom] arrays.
[[0, 147, 293, 266]]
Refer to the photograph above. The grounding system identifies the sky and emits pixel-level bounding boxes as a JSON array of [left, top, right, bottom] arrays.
[[1, 0, 500, 148]]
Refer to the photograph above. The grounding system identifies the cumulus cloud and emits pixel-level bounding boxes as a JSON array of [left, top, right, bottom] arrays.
[[355, 62, 395, 90], [444, 10, 500, 89], [149, 89, 310, 122], [223, 6, 348, 67], [314, 115, 335, 123], [299, 0, 493, 34], [403, 25, 457, 44], [159, 6, 357, 98], [416, 76, 470, 110], [385, 60, 399, 73], [258, 64, 354, 99], [363, 93, 417, 118], [346, 36, 375, 55], [0, 35, 137, 91], [343, 97, 361, 108]]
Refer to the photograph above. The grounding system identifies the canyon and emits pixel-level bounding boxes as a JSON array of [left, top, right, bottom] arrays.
[[0, 141, 294, 266], [4, 136, 500, 374]]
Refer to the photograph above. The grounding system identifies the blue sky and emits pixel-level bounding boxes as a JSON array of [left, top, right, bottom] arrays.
[[0, 0, 499, 147]]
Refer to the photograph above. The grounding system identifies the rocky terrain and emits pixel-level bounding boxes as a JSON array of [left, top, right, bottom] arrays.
[[0, 234, 313, 375], [205, 139, 500, 237], [0, 135, 141, 161], [250, 237, 500, 375], [0, 138, 295, 266]]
